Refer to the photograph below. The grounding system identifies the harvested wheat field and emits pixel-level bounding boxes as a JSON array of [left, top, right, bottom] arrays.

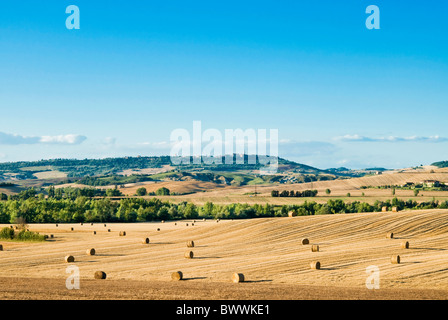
[[1, 209, 448, 300], [128, 169, 448, 206], [119, 180, 233, 197]]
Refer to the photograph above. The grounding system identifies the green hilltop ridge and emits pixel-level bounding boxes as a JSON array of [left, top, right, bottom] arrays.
[[0, 155, 386, 189], [432, 161, 448, 168], [0, 155, 325, 179]]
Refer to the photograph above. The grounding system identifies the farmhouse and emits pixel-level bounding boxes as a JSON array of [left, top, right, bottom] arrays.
[[422, 180, 440, 188]]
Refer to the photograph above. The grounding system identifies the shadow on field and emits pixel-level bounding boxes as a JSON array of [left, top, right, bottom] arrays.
[[410, 247, 446, 251], [151, 242, 175, 245], [193, 256, 221, 259], [183, 277, 207, 281], [243, 280, 273, 283], [96, 253, 125, 257]]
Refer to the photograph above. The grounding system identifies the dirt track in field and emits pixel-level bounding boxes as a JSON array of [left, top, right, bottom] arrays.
[[1, 209, 448, 300]]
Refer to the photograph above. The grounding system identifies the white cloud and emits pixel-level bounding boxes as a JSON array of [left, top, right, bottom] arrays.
[[0, 132, 86, 145], [335, 134, 448, 143], [0, 132, 40, 145], [39, 134, 87, 145]]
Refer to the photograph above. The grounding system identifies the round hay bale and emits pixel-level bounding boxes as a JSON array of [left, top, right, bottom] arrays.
[[171, 271, 183, 281], [216, 219, 220, 223], [192, 223, 194, 226], [391, 255, 401, 264], [161, 220, 165, 223], [382, 206, 388, 212], [65, 255, 75, 263], [231, 273, 245, 283], [288, 211, 297, 217], [186, 224, 189, 227], [70, 227, 74, 231], [56, 224, 58, 227], [184, 251, 194, 259], [392, 207, 398, 212], [311, 244, 319, 252], [401, 241, 409, 249], [108, 229, 111, 232], [50, 234, 54, 238], [80, 223, 83, 226], [94, 271, 107, 279], [91, 223, 94, 226], [104, 224, 106, 227], [142, 237, 150, 244], [44, 235, 49, 240], [93, 231, 97, 235], [186, 240, 195, 248], [386, 232, 394, 239], [310, 261, 321, 270], [0, 244, 3, 251], [157, 228, 160, 231], [203, 218, 206, 221], [175, 222, 177, 226], [119, 231, 126, 236], [301, 238, 310, 245], [86, 248, 96, 256]]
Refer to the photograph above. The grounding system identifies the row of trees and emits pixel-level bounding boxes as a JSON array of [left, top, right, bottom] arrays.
[[361, 184, 448, 191], [0, 192, 446, 224], [1, 187, 124, 202], [47, 186, 123, 199], [0, 197, 275, 223], [271, 189, 318, 197]]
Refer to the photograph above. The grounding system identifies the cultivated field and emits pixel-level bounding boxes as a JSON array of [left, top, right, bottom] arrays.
[[1, 209, 448, 299], [113, 169, 448, 205], [116, 164, 174, 176]]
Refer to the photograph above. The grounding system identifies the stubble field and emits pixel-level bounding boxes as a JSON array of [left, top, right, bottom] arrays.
[[1, 209, 448, 300]]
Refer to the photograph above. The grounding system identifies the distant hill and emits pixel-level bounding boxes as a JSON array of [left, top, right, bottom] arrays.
[[325, 167, 387, 177], [432, 161, 448, 168], [0, 155, 389, 189], [0, 155, 329, 181], [364, 167, 388, 172], [0, 156, 172, 179]]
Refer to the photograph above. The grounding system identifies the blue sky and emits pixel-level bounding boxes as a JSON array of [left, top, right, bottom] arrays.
[[0, 1, 447, 169]]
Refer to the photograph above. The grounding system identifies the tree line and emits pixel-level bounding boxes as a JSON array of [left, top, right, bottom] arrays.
[[0, 188, 447, 224]]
